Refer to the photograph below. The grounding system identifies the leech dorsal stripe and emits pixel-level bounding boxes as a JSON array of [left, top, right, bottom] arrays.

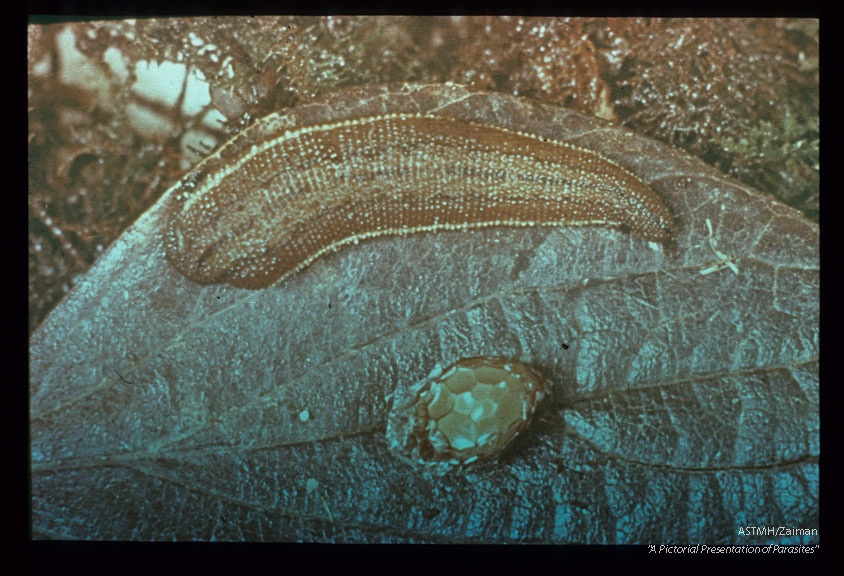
[[164, 112, 673, 289]]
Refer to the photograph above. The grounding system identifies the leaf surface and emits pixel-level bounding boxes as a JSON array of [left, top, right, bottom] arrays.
[[30, 83, 819, 542]]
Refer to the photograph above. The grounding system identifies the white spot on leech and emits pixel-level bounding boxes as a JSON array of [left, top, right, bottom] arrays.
[[299, 409, 310, 422]]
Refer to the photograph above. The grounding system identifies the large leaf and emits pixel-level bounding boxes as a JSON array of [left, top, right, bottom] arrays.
[[30, 83, 818, 542]]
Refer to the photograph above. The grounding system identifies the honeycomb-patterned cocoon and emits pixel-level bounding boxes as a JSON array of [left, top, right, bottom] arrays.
[[386, 357, 549, 474]]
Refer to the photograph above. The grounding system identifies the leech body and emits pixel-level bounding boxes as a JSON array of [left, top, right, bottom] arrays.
[[165, 112, 673, 289]]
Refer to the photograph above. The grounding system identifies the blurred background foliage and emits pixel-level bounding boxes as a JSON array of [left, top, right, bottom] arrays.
[[28, 17, 819, 335]]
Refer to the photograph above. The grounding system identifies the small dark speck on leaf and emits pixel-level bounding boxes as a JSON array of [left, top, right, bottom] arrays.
[[422, 508, 440, 520]]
